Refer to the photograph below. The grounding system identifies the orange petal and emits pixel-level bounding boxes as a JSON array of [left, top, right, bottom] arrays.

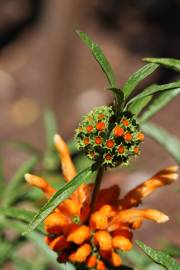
[[44, 235, 54, 245], [108, 222, 129, 232], [99, 205, 115, 218], [59, 199, 81, 217], [131, 218, 142, 229], [111, 252, 122, 267], [119, 166, 178, 210], [97, 260, 106, 270], [69, 243, 91, 263], [49, 235, 69, 252], [110, 208, 169, 226], [69, 253, 76, 262], [67, 225, 90, 245], [87, 255, 97, 268], [112, 235, 132, 251], [54, 134, 77, 181], [94, 231, 112, 251], [44, 212, 70, 234], [25, 173, 56, 198], [54, 134, 90, 206], [90, 212, 108, 230]]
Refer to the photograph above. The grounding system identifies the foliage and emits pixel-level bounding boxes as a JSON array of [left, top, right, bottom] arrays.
[[143, 58, 180, 72], [76, 30, 116, 87], [142, 122, 180, 163], [0, 31, 179, 270], [23, 167, 93, 235], [137, 241, 180, 270]]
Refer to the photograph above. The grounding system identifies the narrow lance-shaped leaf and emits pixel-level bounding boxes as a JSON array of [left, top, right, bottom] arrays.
[[140, 88, 180, 123], [119, 247, 152, 269], [128, 96, 152, 116], [122, 63, 159, 99], [0, 219, 63, 270], [142, 122, 180, 163], [0, 207, 44, 233], [137, 240, 180, 270], [23, 166, 93, 235], [143, 58, 180, 72], [1, 140, 42, 157], [76, 30, 116, 87], [163, 244, 180, 258], [44, 109, 57, 150], [2, 156, 37, 207], [127, 81, 180, 106]]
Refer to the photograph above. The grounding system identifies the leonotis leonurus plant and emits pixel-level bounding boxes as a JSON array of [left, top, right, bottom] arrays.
[[22, 30, 180, 270]]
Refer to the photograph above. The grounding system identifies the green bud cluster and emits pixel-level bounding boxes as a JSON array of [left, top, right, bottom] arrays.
[[75, 106, 144, 168]]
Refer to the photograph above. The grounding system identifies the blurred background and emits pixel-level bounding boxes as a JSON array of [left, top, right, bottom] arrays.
[[0, 0, 180, 269]]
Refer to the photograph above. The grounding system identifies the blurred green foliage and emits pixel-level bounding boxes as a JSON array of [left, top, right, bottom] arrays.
[[0, 31, 179, 269]]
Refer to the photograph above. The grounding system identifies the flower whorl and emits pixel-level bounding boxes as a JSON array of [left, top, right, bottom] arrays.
[[75, 106, 144, 168]]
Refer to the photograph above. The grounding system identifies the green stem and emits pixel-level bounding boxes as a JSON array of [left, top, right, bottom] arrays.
[[90, 166, 104, 212]]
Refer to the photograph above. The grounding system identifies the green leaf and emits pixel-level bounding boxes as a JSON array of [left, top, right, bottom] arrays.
[[0, 218, 63, 270], [146, 264, 167, 270], [142, 122, 180, 163], [137, 240, 180, 270], [76, 30, 116, 87], [0, 207, 34, 222], [122, 63, 159, 99], [23, 166, 93, 235], [2, 157, 37, 207], [128, 96, 152, 115], [43, 109, 59, 171], [119, 247, 151, 269], [163, 245, 180, 258], [1, 140, 42, 157], [143, 58, 180, 72], [44, 109, 57, 150], [22, 186, 44, 202], [0, 207, 43, 233], [5, 185, 43, 204], [140, 88, 180, 123], [127, 82, 180, 106]]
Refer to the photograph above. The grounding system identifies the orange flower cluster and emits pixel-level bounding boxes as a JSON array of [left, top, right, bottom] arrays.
[[25, 134, 178, 270], [75, 106, 145, 168]]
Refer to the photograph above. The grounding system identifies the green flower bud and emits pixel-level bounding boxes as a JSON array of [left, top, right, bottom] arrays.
[[75, 106, 144, 168]]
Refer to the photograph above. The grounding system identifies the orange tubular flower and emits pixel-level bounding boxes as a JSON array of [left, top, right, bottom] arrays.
[[67, 225, 91, 244], [124, 132, 132, 141], [113, 126, 124, 137], [96, 122, 106, 131], [25, 135, 178, 270]]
